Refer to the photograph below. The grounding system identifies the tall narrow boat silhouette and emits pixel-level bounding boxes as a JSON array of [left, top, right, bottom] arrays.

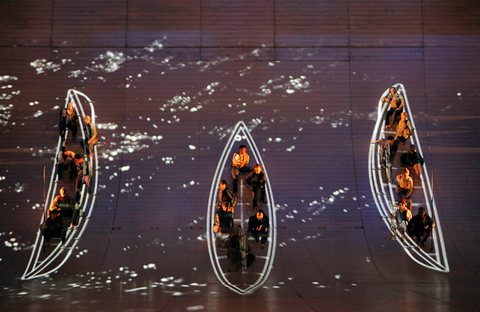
[[22, 88, 99, 280], [369, 83, 449, 272], [206, 121, 277, 295]]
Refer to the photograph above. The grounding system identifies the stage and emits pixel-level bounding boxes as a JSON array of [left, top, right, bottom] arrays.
[[1, 0, 480, 311]]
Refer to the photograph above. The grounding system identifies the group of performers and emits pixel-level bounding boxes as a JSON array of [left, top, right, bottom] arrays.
[[379, 86, 435, 248], [214, 145, 270, 271], [41, 101, 98, 250]]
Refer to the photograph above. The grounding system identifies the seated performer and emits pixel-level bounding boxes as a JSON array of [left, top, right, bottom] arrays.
[[245, 164, 266, 208], [391, 199, 412, 241], [375, 135, 397, 168], [226, 226, 252, 271], [74, 154, 92, 203], [80, 115, 99, 157], [42, 210, 66, 246], [394, 112, 413, 145], [248, 209, 269, 249], [408, 207, 435, 248], [56, 146, 76, 180], [213, 202, 235, 247], [383, 87, 404, 129], [401, 144, 424, 177], [49, 187, 76, 219], [214, 202, 234, 234], [59, 102, 78, 139], [231, 145, 252, 193], [396, 168, 414, 210], [217, 180, 237, 209]]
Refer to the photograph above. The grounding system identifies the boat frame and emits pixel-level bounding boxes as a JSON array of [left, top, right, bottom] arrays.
[[206, 121, 277, 295], [369, 83, 449, 273], [21, 88, 99, 280]]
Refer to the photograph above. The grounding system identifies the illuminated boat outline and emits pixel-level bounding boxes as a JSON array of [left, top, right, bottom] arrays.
[[368, 83, 449, 272], [22, 88, 99, 280], [206, 121, 277, 295]]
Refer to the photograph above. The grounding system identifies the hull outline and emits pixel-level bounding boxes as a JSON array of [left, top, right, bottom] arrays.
[[206, 121, 277, 295], [369, 83, 449, 272], [21, 88, 99, 280]]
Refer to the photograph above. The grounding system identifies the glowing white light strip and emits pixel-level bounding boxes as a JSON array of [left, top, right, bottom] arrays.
[[369, 83, 449, 272], [22, 89, 99, 280], [206, 121, 277, 295]]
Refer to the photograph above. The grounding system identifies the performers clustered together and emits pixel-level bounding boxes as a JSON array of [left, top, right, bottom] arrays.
[[214, 145, 270, 271], [377, 87, 435, 248], [41, 101, 98, 250]]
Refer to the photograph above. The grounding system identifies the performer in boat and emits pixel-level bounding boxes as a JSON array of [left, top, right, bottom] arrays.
[[56, 146, 76, 180], [214, 202, 234, 233], [49, 187, 76, 219], [375, 135, 397, 170], [248, 209, 269, 249], [383, 86, 404, 130], [42, 211, 66, 249], [391, 199, 412, 241], [74, 154, 92, 202], [217, 180, 237, 209], [408, 207, 435, 248], [59, 102, 78, 139], [396, 168, 414, 210], [401, 144, 424, 177], [394, 112, 413, 145], [226, 226, 252, 271], [231, 145, 252, 193], [213, 202, 235, 247], [81, 115, 99, 157], [245, 164, 266, 208]]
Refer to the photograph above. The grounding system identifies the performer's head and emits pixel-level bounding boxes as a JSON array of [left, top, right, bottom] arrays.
[[418, 207, 426, 216], [222, 202, 230, 211], [239, 145, 247, 154], [219, 180, 227, 191]]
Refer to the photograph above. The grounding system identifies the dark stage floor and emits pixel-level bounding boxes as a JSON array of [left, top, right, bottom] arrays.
[[1, 0, 480, 311]]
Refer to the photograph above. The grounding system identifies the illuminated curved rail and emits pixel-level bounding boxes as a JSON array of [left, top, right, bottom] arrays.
[[368, 83, 449, 272], [206, 121, 277, 295], [22, 88, 99, 280]]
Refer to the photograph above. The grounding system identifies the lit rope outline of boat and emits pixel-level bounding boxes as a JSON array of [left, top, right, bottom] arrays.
[[206, 121, 277, 294], [368, 83, 449, 272], [22, 88, 99, 280]]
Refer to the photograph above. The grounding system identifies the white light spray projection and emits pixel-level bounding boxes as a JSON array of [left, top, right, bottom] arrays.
[[28, 42, 371, 136], [12, 266, 208, 299], [274, 187, 367, 248], [207, 121, 277, 295], [0, 104, 13, 126], [0, 74, 50, 126], [22, 88, 99, 280], [2, 231, 29, 252], [369, 83, 449, 273], [30, 59, 66, 74], [100, 126, 164, 197], [30, 52, 124, 79], [0, 75, 20, 126]]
